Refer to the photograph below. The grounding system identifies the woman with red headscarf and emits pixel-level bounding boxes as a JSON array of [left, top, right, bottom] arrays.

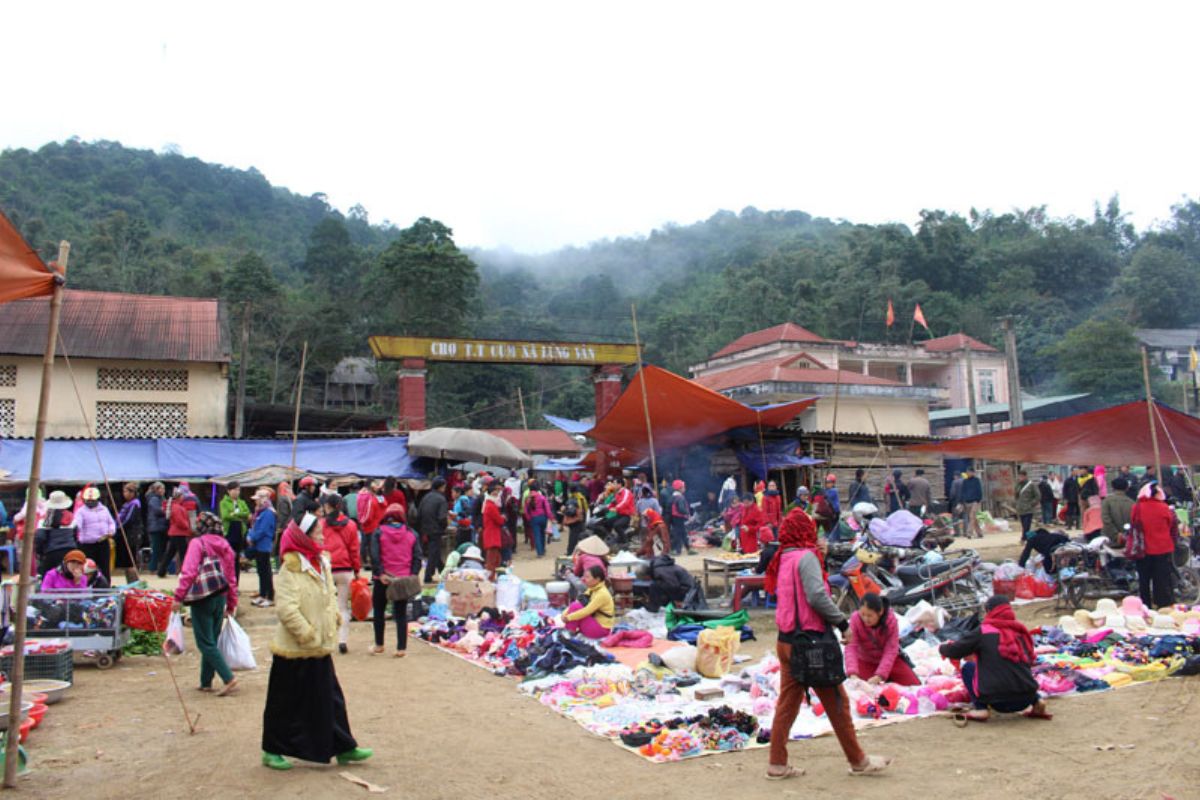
[[738, 494, 767, 555], [764, 506, 890, 780]]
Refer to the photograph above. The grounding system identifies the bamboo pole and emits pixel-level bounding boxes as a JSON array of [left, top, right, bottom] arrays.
[[1142, 346, 1162, 479], [630, 303, 658, 489], [516, 386, 533, 466], [5, 243, 67, 788], [289, 341, 309, 475]]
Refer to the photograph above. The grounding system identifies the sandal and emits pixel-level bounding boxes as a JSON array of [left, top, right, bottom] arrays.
[[1023, 704, 1053, 721], [765, 765, 804, 780], [370, 646, 385, 655], [849, 755, 893, 775], [393, 651, 407, 658]]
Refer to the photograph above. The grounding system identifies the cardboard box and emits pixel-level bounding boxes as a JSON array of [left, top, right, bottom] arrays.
[[448, 580, 496, 617]]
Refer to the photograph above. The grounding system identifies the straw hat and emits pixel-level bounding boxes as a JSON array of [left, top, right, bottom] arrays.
[[576, 535, 610, 557], [1125, 615, 1148, 632], [1057, 615, 1088, 637], [45, 491, 72, 511], [1151, 613, 1178, 630], [1088, 598, 1120, 621], [1073, 609, 1096, 630], [1104, 613, 1127, 630]]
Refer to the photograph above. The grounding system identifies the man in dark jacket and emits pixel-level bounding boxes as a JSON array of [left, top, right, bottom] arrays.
[[291, 476, 320, 524], [1037, 475, 1056, 524], [1170, 467, 1193, 504], [1100, 477, 1135, 546], [959, 468, 983, 539], [636, 554, 701, 612], [1062, 467, 1081, 528], [939, 596, 1048, 722], [416, 477, 450, 582], [1017, 527, 1070, 569]]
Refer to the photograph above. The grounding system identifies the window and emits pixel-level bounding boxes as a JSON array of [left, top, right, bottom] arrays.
[[0, 365, 15, 388], [0, 399, 13, 437], [97, 367, 188, 392], [977, 369, 997, 404], [95, 401, 187, 438]]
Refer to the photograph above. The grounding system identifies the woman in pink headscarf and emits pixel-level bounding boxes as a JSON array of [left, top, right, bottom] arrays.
[[1094, 465, 1108, 499]]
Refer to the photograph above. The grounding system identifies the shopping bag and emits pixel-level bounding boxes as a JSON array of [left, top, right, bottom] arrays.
[[164, 612, 186, 655], [695, 625, 740, 678], [351, 577, 372, 621], [218, 616, 257, 671]]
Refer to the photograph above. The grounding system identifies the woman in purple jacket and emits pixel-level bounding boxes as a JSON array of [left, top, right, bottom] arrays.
[[369, 504, 422, 657], [40, 549, 88, 591]]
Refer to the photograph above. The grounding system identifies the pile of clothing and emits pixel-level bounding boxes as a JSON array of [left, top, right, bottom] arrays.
[[27, 595, 120, 631]]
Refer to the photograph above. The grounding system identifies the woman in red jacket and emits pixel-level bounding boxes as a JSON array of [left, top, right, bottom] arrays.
[[481, 482, 505, 577], [319, 495, 361, 655], [760, 480, 784, 529], [738, 494, 767, 554], [1130, 481, 1178, 608]]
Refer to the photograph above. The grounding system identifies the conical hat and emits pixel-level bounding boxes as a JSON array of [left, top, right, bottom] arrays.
[[576, 535, 610, 557]]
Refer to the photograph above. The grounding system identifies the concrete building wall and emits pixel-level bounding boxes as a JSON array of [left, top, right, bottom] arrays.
[[799, 396, 931, 438], [0, 356, 228, 438]]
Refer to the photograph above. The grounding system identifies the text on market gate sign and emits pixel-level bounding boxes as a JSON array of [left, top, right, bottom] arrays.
[[369, 335, 639, 366]]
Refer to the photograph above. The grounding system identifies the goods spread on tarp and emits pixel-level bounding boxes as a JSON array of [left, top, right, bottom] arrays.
[[412, 591, 1200, 763]]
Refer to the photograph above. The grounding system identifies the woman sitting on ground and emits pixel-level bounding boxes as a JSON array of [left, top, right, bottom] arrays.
[[562, 565, 614, 639], [938, 595, 1051, 722], [844, 593, 919, 686], [40, 549, 88, 591]]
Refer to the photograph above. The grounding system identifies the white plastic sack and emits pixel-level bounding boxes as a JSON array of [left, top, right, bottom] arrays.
[[164, 612, 186, 655], [218, 616, 257, 671], [903, 599, 947, 633], [661, 644, 698, 673], [495, 575, 523, 611]]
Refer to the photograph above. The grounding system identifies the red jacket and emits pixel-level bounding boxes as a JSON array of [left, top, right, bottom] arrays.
[[482, 498, 505, 550], [739, 504, 767, 553], [613, 487, 635, 517], [320, 514, 361, 571], [167, 497, 197, 538], [357, 492, 385, 534], [385, 490, 407, 515], [1131, 497, 1177, 556], [760, 491, 783, 528]]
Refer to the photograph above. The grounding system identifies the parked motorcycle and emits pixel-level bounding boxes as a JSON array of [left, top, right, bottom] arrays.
[[1052, 537, 1200, 608], [829, 536, 985, 619]]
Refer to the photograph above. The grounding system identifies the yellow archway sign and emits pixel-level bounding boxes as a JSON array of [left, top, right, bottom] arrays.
[[369, 335, 638, 366]]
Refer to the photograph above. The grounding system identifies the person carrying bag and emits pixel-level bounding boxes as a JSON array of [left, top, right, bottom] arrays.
[[172, 511, 239, 696], [762, 506, 890, 781]]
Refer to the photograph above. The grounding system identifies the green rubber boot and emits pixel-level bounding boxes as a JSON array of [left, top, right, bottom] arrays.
[[262, 752, 293, 771], [336, 747, 373, 765]]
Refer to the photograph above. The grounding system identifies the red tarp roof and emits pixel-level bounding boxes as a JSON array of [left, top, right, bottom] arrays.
[[907, 400, 1200, 465], [585, 365, 817, 456], [0, 210, 55, 304]]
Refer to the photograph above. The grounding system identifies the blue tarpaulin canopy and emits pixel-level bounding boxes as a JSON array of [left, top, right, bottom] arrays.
[[0, 437, 422, 483], [734, 438, 824, 480]]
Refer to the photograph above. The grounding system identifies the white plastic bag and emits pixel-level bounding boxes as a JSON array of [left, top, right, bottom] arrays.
[[164, 612, 186, 655], [495, 575, 523, 611], [661, 644, 698, 673], [218, 616, 257, 671]]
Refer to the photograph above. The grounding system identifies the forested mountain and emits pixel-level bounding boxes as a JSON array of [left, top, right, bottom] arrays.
[[3, 138, 1198, 429]]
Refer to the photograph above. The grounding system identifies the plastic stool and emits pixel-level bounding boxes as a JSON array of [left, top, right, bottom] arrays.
[[0, 544, 18, 576]]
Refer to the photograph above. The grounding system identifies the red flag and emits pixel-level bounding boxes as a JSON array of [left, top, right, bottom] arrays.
[[913, 303, 929, 331], [886, 299, 895, 328]]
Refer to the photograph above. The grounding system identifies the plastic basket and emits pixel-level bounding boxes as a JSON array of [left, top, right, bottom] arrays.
[[0, 650, 73, 683]]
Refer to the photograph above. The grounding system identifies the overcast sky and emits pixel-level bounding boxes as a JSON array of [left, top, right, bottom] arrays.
[[5, 2, 1198, 252]]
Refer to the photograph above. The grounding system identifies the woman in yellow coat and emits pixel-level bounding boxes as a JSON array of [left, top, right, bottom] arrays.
[[261, 513, 373, 770]]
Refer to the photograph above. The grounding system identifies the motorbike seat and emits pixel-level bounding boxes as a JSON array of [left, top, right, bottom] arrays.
[[896, 560, 955, 582]]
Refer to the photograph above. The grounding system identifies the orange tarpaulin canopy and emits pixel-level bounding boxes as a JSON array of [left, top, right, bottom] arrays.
[[585, 365, 817, 456], [0, 210, 55, 304], [907, 400, 1200, 465]]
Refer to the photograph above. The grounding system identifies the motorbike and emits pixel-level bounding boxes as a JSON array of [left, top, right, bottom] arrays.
[[829, 535, 985, 619], [1052, 536, 1200, 608]]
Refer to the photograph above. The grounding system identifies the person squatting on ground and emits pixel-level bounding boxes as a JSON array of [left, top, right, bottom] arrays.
[[844, 592, 920, 686], [261, 513, 372, 770], [764, 505, 891, 779]]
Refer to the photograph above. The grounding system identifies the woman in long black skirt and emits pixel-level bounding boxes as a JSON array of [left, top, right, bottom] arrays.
[[261, 513, 373, 770]]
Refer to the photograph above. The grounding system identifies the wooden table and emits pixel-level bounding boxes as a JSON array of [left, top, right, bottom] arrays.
[[702, 556, 759, 599]]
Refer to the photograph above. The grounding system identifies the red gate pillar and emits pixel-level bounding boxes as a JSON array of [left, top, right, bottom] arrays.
[[397, 358, 427, 431], [592, 364, 624, 476]]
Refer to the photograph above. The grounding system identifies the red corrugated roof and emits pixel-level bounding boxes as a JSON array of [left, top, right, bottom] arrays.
[[481, 429, 582, 454], [695, 354, 902, 392], [921, 333, 997, 353], [712, 322, 827, 358], [0, 289, 229, 363]]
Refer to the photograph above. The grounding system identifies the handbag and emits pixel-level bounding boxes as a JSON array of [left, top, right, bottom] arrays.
[[184, 538, 230, 604], [783, 560, 845, 687], [500, 524, 515, 550], [1124, 523, 1146, 561], [386, 574, 422, 603]]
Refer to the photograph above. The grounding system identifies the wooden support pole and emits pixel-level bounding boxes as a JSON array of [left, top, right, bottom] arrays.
[[1143, 346, 1162, 479], [289, 341, 308, 475], [630, 303, 658, 489], [234, 301, 250, 438], [5, 243, 67, 788]]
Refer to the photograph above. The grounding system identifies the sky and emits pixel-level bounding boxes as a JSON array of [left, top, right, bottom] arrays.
[[5, 1, 1199, 252]]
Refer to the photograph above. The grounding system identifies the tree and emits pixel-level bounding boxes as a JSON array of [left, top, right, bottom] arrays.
[[1114, 245, 1200, 327], [1047, 318, 1144, 402], [303, 217, 359, 293], [370, 218, 480, 337]]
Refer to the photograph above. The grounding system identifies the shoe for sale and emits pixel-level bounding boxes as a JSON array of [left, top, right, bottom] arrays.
[[262, 752, 292, 771], [336, 747, 373, 765]]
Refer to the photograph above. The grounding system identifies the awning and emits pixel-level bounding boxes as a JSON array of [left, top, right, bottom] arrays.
[[734, 439, 825, 480], [406, 428, 533, 469], [928, 393, 1093, 430], [0, 440, 160, 483], [908, 400, 1200, 465], [584, 365, 817, 456], [0, 210, 56, 304], [543, 414, 593, 435]]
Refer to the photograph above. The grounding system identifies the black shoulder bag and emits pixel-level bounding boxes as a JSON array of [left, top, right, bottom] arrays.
[[783, 558, 846, 688]]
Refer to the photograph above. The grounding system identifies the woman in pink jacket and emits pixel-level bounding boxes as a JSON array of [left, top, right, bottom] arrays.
[[173, 511, 239, 696], [369, 504, 422, 656], [844, 593, 919, 686]]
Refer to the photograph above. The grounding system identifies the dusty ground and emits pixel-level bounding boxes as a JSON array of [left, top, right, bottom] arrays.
[[18, 527, 1200, 799]]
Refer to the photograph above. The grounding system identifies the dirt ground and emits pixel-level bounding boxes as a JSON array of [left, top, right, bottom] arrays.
[[18, 527, 1200, 799]]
